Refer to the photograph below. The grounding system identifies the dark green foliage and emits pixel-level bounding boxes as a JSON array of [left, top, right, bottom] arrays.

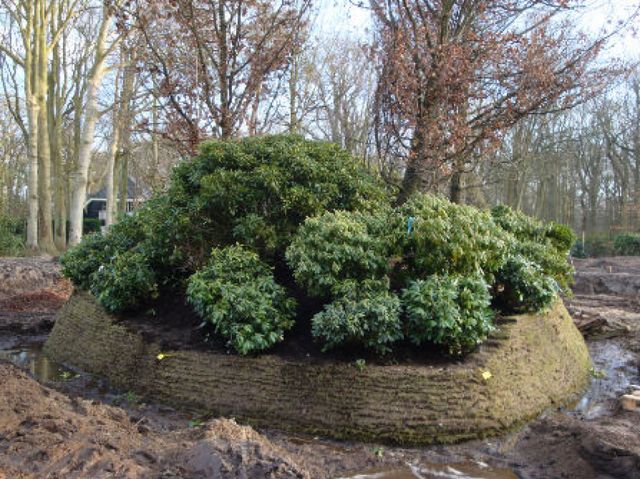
[[83, 218, 101, 235], [613, 233, 640, 256], [62, 214, 149, 293], [168, 134, 389, 262], [547, 222, 576, 252], [64, 134, 388, 319], [402, 274, 495, 355], [286, 210, 393, 297], [491, 204, 547, 241], [0, 214, 25, 256], [311, 279, 403, 355], [90, 248, 159, 313], [571, 235, 614, 258], [571, 240, 587, 259], [399, 195, 508, 281], [62, 134, 574, 358], [60, 233, 111, 289], [494, 255, 558, 313], [513, 240, 573, 292], [287, 195, 572, 355], [491, 205, 574, 291], [106, 213, 147, 253], [186, 245, 296, 355]]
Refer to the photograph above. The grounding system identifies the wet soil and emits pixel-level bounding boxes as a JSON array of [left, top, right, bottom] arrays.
[[0, 256, 639, 478], [0, 256, 71, 334], [124, 288, 460, 366]]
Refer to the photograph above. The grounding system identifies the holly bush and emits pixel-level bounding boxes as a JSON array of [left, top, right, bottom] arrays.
[[494, 255, 558, 313], [186, 245, 296, 355], [401, 274, 494, 355], [90, 248, 159, 313], [311, 279, 403, 355], [286, 209, 393, 297]]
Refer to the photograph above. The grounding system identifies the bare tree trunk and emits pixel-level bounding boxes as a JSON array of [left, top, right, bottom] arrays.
[[36, 0, 55, 252], [396, 125, 427, 205], [37, 107, 55, 252], [24, 1, 39, 249], [117, 48, 135, 215], [105, 57, 123, 228], [25, 98, 39, 249], [105, 121, 120, 227], [68, 9, 115, 246], [118, 154, 128, 213], [49, 5, 67, 250]]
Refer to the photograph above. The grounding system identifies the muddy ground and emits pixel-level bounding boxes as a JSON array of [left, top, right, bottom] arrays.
[[0, 256, 638, 479]]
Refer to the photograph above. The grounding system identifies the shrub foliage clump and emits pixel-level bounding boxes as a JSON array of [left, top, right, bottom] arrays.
[[311, 279, 403, 355], [285, 210, 393, 297], [0, 214, 25, 256], [90, 248, 158, 313], [493, 255, 558, 314], [186, 245, 296, 355], [402, 274, 494, 354], [62, 134, 575, 358], [62, 135, 385, 355], [287, 195, 574, 354], [613, 233, 640, 256]]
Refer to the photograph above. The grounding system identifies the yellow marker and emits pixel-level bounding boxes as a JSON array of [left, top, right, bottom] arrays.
[[156, 353, 175, 361], [482, 370, 492, 381]]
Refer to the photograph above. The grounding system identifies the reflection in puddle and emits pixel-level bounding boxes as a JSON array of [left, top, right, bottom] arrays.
[[575, 340, 639, 419], [0, 338, 74, 382], [339, 462, 517, 479]]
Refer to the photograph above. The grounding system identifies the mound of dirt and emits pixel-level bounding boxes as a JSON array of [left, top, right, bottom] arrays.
[[0, 258, 72, 333], [0, 286, 72, 313], [579, 413, 640, 479], [567, 294, 640, 340], [0, 362, 311, 479], [573, 257, 640, 296], [0, 257, 63, 300]]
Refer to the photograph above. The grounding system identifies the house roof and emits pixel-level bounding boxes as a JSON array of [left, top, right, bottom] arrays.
[[89, 177, 140, 200]]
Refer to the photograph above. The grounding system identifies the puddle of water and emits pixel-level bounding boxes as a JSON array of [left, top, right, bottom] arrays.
[[0, 337, 75, 383], [338, 462, 517, 479], [575, 341, 639, 418]]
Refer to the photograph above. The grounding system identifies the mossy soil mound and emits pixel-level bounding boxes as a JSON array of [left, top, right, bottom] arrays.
[[45, 292, 591, 445]]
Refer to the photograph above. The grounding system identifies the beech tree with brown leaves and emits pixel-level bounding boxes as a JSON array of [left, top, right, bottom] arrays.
[[128, 0, 311, 151], [371, 0, 631, 204]]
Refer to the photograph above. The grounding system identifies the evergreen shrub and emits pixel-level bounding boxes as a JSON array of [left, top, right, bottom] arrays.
[[0, 214, 25, 256], [613, 233, 640, 256], [62, 135, 575, 357], [402, 274, 494, 354], [311, 279, 403, 355], [186, 245, 296, 355]]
